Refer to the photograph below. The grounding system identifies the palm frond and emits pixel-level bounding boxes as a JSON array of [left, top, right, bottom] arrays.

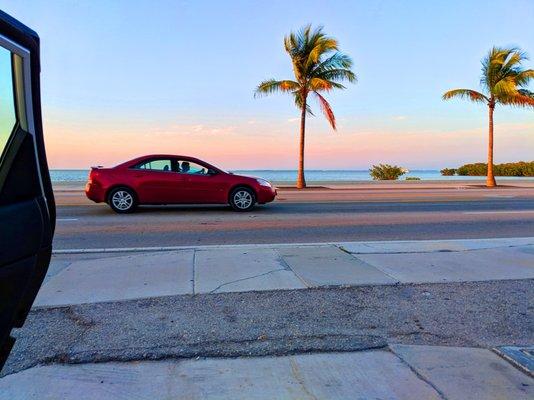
[[314, 91, 336, 130], [308, 77, 347, 91], [318, 53, 353, 70], [492, 76, 520, 98], [499, 89, 534, 107], [515, 69, 534, 87], [306, 38, 338, 68], [254, 79, 300, 98], [442, 89, 489, 103], [314, 68, 357, 83], [308, 77, 333, 91]]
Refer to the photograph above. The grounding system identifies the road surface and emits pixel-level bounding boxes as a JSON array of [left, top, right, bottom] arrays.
[[53, 186, 534, 250]]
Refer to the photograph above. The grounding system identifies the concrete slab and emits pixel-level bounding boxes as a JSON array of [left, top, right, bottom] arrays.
[[356, 246, 534, 283], [34, 250, 194, 306], [391, 344, 534, 400], [340, 237, 534, 254], [0, 351, 441, 399], [194, 248, 305, 294], [278, 245, 397, 286]]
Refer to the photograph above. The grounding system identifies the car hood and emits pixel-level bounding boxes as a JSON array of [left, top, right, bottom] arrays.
[[228, 172, 269, 182]]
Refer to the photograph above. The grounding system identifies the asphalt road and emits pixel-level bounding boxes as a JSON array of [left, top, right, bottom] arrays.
[[54, 197, 534, 250]]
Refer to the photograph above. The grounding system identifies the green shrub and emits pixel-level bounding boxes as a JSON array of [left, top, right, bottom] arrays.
[[369, 164, 406, 180], [456, 161, 534, 176], [405, 177, 421, 180], [440, 168, 457, 176]]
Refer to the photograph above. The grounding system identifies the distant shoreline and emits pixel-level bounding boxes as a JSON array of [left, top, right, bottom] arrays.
[[48, 169, 534, 184]]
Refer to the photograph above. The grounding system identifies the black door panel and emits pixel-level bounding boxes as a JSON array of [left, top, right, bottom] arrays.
[[0, 10, 55, 371], [0, 199, 45, 266]]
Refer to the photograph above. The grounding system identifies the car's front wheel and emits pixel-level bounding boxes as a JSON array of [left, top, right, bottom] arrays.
[[108, 187, 137, 213], [229, 187, 256, 211]]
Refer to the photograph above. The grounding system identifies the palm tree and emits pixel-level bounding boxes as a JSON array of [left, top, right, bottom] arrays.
[[443, 47, 534, 187], [255, 25, 356, 189]]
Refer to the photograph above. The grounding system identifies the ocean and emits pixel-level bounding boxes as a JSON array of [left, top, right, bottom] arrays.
[[49, 169, 532, 183]]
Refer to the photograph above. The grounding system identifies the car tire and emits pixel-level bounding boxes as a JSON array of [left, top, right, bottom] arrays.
[[229, 187, 256, 211], [108, 187, 138, 213]]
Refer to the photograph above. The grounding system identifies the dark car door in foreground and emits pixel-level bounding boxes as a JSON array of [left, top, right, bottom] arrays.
[[0, 11, 54, 371]]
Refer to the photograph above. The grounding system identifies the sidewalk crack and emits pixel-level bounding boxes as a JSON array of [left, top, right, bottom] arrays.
[[208, 268, 286, 294]]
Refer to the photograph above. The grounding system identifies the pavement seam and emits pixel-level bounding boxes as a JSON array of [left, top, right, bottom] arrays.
[[341, 250, 401, 283], [388, 346, 449, 400], [275, 249, 311, 288], [191, 250, 196, 295], [289, 357, 320, 400]]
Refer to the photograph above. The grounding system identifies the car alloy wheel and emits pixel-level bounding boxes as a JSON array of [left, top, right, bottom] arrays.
[[109, 188, 137, 213], [231, 188, 255, 211]]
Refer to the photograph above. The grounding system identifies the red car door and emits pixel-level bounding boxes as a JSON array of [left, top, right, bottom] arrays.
[[130, 158, 186, 204], [182, 174, 224, 203], [177, 159, 226, 203]]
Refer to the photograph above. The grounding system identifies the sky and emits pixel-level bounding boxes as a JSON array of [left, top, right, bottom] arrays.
[[1, 0, 533, 170]]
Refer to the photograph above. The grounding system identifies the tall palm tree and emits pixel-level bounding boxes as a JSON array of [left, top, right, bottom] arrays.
[[255, 25, 356, 189], [443, 47, 534, 187]]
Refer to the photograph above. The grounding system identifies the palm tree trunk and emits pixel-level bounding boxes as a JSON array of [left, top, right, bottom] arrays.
[[486, 104, 496, 187], [296, 98, 307, 189]]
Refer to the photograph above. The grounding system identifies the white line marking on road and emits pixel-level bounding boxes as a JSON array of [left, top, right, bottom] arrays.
[[57, 218, 79, 221], [463, 211, 534, 215]]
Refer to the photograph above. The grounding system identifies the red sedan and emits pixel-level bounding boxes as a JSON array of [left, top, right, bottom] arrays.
[[85, 155, 277, 213]]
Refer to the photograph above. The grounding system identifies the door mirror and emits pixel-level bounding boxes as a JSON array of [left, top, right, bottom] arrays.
[[207, 168, 217, 176]]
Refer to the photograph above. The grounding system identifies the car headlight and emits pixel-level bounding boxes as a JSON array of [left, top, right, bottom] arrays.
[[256, 178, 272, 187]]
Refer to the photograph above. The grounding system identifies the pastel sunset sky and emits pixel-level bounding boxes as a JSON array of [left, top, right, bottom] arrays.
[[2, 0, 534, 170]]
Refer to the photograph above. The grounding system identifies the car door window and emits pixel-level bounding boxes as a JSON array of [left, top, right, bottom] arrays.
[[177, 160, 208, 175], [0, 47, 16, 163], [134, 159, 172, 171]]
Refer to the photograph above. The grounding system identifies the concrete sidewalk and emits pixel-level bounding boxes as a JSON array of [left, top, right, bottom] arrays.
[[2, 345, 532, 399], [1, 237, 533, 399], [37, 237, 534, 306]]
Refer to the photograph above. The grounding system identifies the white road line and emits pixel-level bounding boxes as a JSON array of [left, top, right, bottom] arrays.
[[57, 218, 79, 221], [463, 211, 534, 215]]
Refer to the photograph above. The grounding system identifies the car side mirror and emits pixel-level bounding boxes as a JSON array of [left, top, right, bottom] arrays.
[[207, 168, 217, 175]]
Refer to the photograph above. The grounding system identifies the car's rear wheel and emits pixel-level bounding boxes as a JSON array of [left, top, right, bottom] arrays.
[[108, 187, 137, 213], [229, 187, 256, 211]]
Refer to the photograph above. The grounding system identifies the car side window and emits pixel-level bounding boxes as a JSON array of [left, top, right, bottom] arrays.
[[176, 160, 208, 175], [0, 47, 16, 164], [135, 159, 172, 171]]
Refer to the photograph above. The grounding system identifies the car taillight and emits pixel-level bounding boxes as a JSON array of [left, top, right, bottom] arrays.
[[88, 169, 100, 185]]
